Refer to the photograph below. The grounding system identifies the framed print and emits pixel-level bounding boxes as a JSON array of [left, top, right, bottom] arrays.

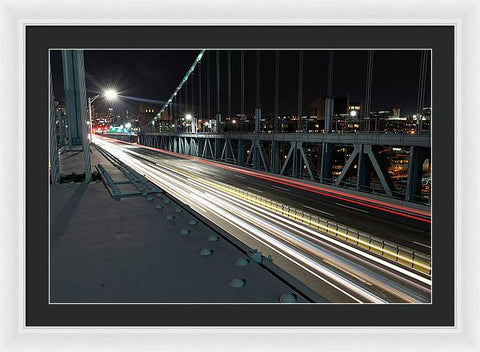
[[0, 0, 478, 351]]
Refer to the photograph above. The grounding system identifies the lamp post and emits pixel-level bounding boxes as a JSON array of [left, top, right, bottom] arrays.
[[88, 89, 118, 137], [88, 94, 100, 138], [186, 113, 195, 133]]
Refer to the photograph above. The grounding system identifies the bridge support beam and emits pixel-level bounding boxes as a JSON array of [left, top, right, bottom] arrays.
[[173, 137, 178, 153], [214, 138, 223, 160], [364, 145, 392, 196], [324, 98, 334, 133], [191, 138, 198, 156], [202, 138, 215, 159], [61, 49, 91, 181], [179, 138, 184, 154], [238, 139, 247, 166], [337, 144, 392, 196], [280, 141, 314, 181], [49, 70, 60, 184], [220, 138, 236, 163], [255, 107, 262, 133], [246, 140, 269, 171], [270, 141, 281, 174], [320, 142, 333, 182], [406, 146, 429, 202], [184, 137, 191, 155], [198, 139, 205, 157], [356, 145, 371, 191]]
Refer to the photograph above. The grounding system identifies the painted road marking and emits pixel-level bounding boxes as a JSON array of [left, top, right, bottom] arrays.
[[303, 205, 335, 217], [335, 202, 369, 214], [413, 241, 431, 249], [271, 185, 290, 192], [247, 186, 263, 193]]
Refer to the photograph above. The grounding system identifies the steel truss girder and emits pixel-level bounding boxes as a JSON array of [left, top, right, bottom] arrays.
[[245, 139, 269, 171], [220, 138, 236, 163], [202, 138, 215, 159], [147, 132, 430, 148], [336, 144, 392, 196], [280, 141, 314, 181]]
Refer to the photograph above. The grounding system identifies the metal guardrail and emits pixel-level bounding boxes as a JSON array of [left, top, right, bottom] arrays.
[[96, 163, 122, 198], [184, 170, 432, 276]]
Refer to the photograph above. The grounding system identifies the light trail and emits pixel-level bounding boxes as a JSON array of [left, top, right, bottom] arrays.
[[93, 136, 431, 303], [100, 136, 431, 223]]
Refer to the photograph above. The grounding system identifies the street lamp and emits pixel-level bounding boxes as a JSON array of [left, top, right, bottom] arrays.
[[88, 89, 118, 137], [104, 89, 118, 101], [185, 114, 196, 133]]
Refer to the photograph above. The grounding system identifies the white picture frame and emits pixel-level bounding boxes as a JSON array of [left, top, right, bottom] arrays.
[[0, 0, 477, 350]]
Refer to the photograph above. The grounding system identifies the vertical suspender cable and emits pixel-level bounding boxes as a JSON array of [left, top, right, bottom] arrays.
[[207, 51, 211, 121], [216, 50, 221, 132], [241, 50, 245, 116], [185, 80, 188, 117], [297, 50, 304, 132], [191, 69, 195, 114], [256, 51, 261, 107], [364, 50, 374, 132], [198, 61, 202, 119], [228, 50, 232, 118], [274, 50, 280, 132], [327, 51, 334, 98]]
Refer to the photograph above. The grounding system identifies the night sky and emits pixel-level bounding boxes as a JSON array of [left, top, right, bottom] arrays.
[[50, 49, 431, 118]]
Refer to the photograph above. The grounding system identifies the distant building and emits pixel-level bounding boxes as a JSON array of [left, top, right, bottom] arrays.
[[107, 107, 115, 124], [392, 107, 401, 118], [138, 103, 159, 130], [309, 97, 362, 132]]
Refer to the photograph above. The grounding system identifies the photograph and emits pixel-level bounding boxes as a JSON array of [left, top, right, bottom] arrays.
[[49, 48, 432, 304]]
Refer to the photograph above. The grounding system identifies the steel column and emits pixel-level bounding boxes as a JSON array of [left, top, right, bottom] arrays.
[[61, 49, 91, 181], [406, 146, 429, 201], [49, 68, 60, 184], [337, 145, 361, 185], [320, 142, 333, 182], [364, 145, 393, 196], [238, 139, 246, 166], [227, 50, 231, 118], [270, 140, 280, 174]]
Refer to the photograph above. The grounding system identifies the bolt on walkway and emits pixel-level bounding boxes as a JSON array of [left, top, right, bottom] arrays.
[[50, 146, 319, 303]]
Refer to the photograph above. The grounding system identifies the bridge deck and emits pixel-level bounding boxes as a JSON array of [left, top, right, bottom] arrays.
[[50, 147, 313, 303]]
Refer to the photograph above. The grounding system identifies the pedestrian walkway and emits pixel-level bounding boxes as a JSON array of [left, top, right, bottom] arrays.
[[50, 146, 312, 303]]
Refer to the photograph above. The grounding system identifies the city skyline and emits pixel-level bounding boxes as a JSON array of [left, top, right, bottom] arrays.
[[50, 49, 431, 118]]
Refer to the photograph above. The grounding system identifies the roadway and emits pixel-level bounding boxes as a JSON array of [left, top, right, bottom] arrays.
[[94, 135, 431, 303], [113, 138, 431, 253]]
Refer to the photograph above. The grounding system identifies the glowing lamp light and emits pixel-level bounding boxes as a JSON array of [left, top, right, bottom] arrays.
[[125, 122, 132, 128], [350, 110, 357, 117], [185, 114, 192, 121], [104, 89, 118, 100]]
